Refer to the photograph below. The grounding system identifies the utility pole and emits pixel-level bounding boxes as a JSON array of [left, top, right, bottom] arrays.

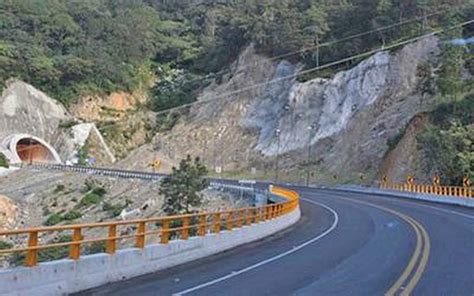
[[274, 128, 281, 184], [306, 123, 317, 186]]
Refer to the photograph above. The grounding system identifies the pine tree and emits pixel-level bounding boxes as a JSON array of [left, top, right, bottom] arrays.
[[160, 155, 208, 215]]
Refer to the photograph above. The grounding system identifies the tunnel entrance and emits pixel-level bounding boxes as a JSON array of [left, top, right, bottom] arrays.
[[16, 138, 57, 163]]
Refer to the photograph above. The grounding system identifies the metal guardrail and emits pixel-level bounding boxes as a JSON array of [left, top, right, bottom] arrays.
[[0, 185, 299, 267], [381, 183, 472, 198], [23, 163, 165, 181]]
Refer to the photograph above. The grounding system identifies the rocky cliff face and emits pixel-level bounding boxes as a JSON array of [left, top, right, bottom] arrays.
[[0, 80, 69, 145], [145, 37, 439, 184], [0, 80, 114, 165]]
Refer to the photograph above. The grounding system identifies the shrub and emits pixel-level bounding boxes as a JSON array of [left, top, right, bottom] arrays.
[[38, 235, 72, 263], [63, 210, 82, 221], [0, 240, 13, 250], [45, 213, 62, 226], [91, 187, 106, 197], [79, 192, 103, 208]]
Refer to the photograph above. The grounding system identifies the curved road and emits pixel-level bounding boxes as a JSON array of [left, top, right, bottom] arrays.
[[77, 186, 474, 296]]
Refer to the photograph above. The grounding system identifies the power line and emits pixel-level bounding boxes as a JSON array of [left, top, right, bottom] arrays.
[[152, 19, 474, 117]]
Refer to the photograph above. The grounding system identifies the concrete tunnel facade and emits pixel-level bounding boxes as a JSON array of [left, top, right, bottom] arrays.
[[0, 134, 61, 164]]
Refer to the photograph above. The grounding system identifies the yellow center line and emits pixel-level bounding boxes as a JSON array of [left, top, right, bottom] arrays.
[[386, 216, 422, 296], [332, 196, 430, 296], [401, 217, 431, 296]]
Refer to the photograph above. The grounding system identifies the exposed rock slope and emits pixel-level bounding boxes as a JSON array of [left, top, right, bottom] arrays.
[[143, 37, 439, 184], [0, 80, 114, 165]]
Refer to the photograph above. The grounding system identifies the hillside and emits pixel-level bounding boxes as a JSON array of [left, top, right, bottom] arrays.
[[0, 0, 473, 185]]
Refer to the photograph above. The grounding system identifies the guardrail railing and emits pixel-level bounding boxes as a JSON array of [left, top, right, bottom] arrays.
[[22, 163, 164, 181], [0, 185, 299, 267], [381, 183, 472, 198]]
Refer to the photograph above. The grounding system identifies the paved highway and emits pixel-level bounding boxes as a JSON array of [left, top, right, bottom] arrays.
[[77, 186, 474, 296]]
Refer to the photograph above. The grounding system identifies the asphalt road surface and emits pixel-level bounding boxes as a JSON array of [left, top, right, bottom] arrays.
[[77, 186, 474, 296]]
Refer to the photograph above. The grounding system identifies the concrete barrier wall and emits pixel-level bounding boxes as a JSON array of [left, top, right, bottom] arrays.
[[335, 185, 474, 208], [0, 207, 300, 296]]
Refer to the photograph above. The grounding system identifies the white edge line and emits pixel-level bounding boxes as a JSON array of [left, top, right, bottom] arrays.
[[406, 203, 474, 221], [326, 189, 474, 221], [173, 198, 339, 295]]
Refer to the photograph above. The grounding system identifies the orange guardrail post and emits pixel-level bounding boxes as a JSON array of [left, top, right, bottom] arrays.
[[182, 217, 190, 240], [198, 214, 206, 236], [213, 213, 221, 233], [246, 209, 252, 225], [161, 219, 170, 244], [136, 221, 146, 248], [69, 227, 82, 260], [226, 212, 233, 231], [238, 209, 244, 228], [106, 225, 117, 254], [255, 208, 260, 223], [26, 231, 38, 267]]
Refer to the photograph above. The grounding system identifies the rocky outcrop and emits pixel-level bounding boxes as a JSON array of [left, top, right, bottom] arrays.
[[378, 114, 429, 183], [0, 80, 115, 165], [0, 80, 69, 145], [148, 37, 440, 183], [70, 92, 146, 122], [0, 195, 17, 231]]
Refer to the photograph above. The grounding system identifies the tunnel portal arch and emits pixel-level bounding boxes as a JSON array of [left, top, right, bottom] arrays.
[[1, 134, 61, 164]]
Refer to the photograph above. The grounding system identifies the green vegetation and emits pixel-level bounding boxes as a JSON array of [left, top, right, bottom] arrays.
[[62, 210, 82, 221], [78, 187, 106, 208], [45, 209, 82, 225], [37, 235, 72, 263], [45, 213, 63, 226], [0, 240, 13, 250], [1, 0, 472, 112], [417, 95, 473, 185], [160, 155, 208, 215], [0, 152, 9, 168]]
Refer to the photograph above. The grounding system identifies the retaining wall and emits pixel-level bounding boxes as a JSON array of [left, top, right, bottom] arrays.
[[335, 185, 474, 208]]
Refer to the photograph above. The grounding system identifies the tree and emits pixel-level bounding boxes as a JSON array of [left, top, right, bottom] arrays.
[[160, 155, 208, 215], [436, 7, 466, 105]]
